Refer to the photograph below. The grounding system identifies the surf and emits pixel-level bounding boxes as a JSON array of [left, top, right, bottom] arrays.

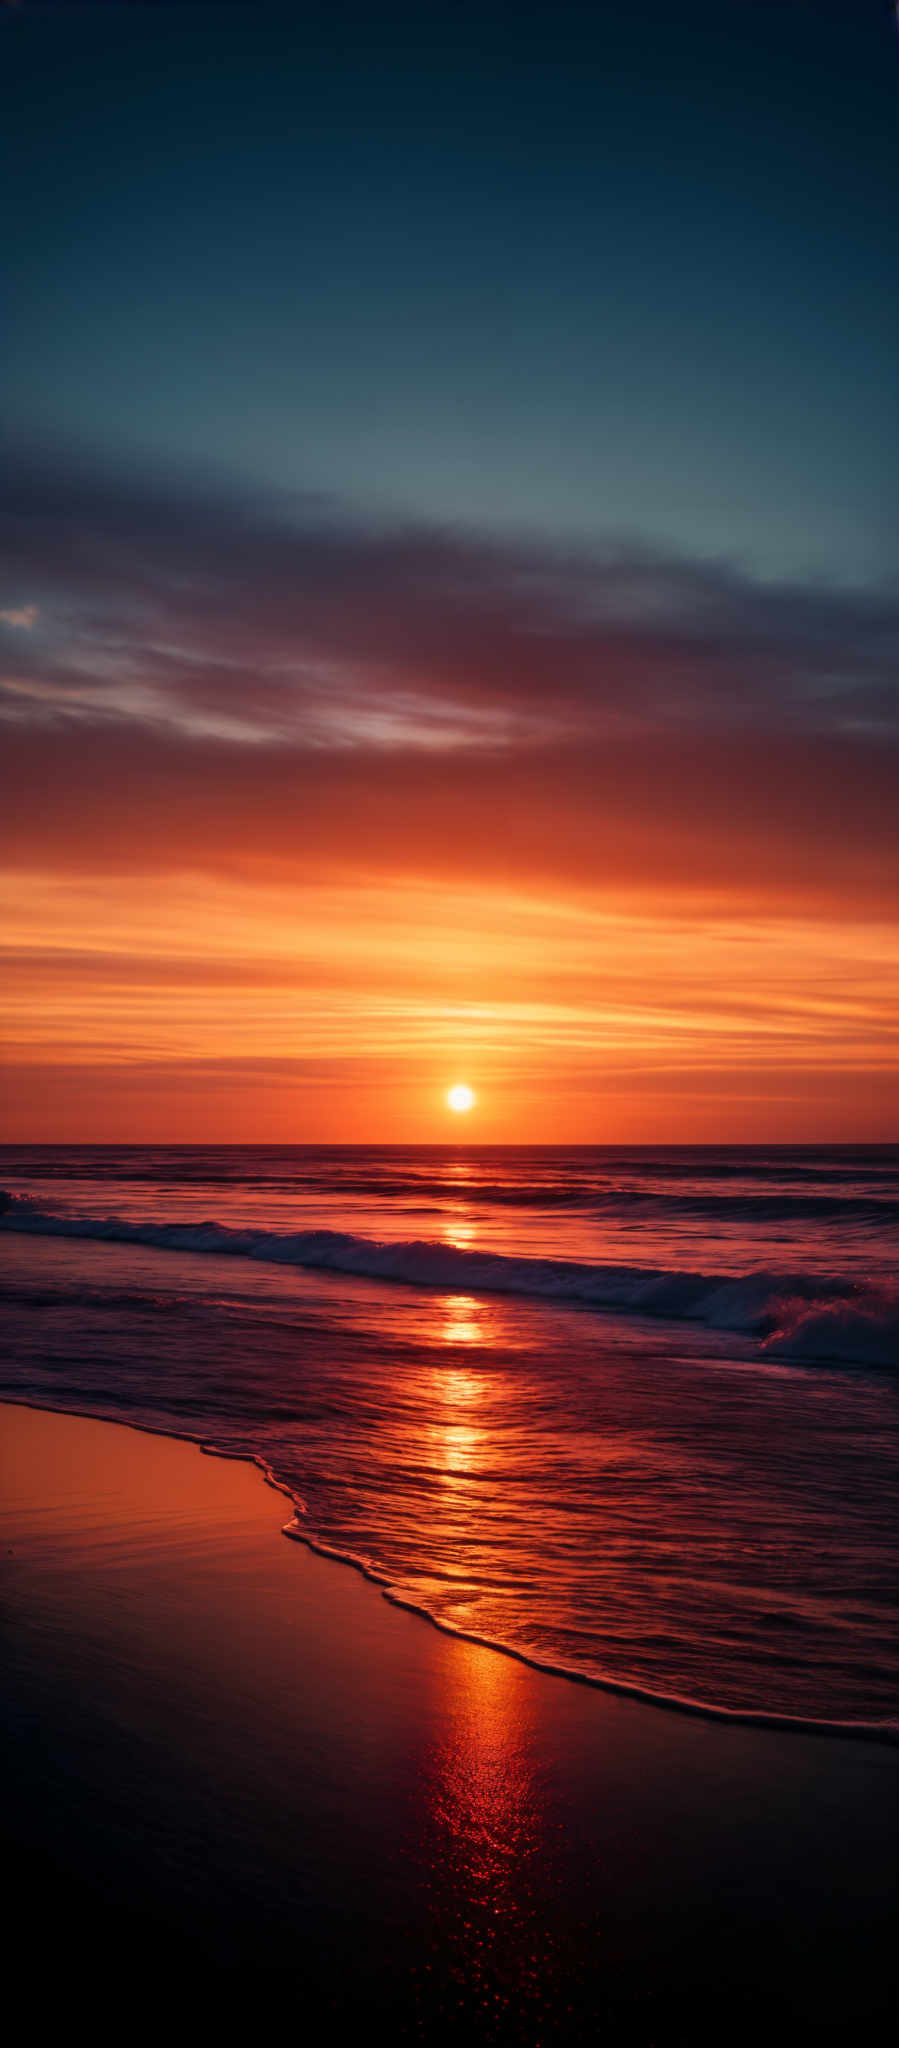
[[2, 1190, 895, 1369]]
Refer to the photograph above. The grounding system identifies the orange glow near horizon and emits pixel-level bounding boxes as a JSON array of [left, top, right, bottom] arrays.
[[1, 865, 898, 1141]]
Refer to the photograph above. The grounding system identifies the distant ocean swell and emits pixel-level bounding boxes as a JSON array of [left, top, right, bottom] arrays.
[[2, 1191, 896, 1368], [5, 1161, 898, 1219]]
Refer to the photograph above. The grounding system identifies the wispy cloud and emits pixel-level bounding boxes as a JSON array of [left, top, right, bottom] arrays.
[[1, 437, 897, 1138], [0, 436, 896, 913], [1, 436, 896, 751]]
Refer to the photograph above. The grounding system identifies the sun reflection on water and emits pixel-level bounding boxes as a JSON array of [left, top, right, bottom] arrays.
[[441, 1292, 483, 1345], [429, 1338, 486, 1526], [442, 1213, 477, 1251]]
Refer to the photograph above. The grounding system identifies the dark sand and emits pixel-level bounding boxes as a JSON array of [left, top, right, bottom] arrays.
[[2, 1401, 896, 2039]]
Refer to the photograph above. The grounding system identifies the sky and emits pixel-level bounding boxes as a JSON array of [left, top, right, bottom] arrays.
[[1, 0, 897, 1141]]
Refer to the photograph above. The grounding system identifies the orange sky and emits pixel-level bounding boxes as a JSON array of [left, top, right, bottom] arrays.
[[2, 865, 897, 1141], [1, 453, 897, 1142]]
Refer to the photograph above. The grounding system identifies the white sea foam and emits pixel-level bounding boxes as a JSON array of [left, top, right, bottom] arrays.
[[1, 1190, 895, 1368]]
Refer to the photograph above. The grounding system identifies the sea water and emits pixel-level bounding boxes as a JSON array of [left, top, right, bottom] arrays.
[[1, 1144, 897, 1732]]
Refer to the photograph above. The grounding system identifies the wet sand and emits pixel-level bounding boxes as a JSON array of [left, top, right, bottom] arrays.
[[1, 1400, 896, 2039]]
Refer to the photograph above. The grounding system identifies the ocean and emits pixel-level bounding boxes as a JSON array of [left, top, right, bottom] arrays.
[[1, 1144, 897, 1736]]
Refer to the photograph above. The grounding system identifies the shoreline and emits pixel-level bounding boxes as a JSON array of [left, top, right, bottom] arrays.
[[2, 1398, 898, 2035], [6, 1391, 895, 1749]]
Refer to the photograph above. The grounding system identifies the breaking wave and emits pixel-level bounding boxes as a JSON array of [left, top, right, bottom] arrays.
[[2, 1190, 895, 1368]]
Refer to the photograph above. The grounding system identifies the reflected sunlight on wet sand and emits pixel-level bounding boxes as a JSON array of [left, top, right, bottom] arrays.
[[2, 1401, 897, 2037]]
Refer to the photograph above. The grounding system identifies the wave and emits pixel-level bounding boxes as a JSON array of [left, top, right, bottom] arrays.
[[2, 1189, 896, 1368]]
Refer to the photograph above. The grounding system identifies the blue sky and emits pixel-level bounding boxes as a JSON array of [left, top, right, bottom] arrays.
[[4, 1, 897, 580]]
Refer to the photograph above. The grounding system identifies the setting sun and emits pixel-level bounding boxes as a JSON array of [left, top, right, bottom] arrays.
[[447, 1084, 476, 1115]]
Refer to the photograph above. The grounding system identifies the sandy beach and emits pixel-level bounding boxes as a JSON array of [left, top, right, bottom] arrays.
[[1, 1398, 896, 2039]]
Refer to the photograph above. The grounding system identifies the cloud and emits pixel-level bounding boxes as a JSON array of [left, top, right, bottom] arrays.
[[0, 434, 896, 911], [2, 433, 897, 735], [0, 603, 37, 629]]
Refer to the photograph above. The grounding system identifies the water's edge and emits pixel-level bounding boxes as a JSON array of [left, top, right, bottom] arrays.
[[4, 1392, 895, 1750]]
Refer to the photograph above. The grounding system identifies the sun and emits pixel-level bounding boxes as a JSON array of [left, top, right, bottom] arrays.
[[447, 1083, 476, 1115]]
